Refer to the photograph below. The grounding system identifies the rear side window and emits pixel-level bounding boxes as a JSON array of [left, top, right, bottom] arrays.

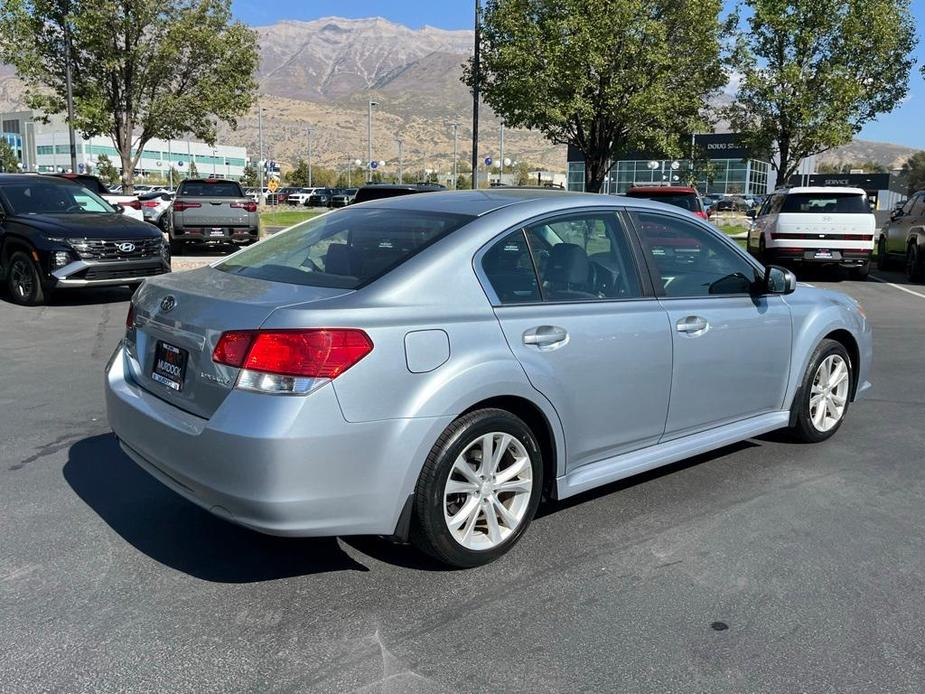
[[217, 207, 473, 289], [178, 181, 244, 197], [482, 231, 541, 304], [781, 193, 869, 214]]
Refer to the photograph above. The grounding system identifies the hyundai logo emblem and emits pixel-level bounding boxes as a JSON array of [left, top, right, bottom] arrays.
[[160, 295, 177, 313], [117, 242, 136, 253]]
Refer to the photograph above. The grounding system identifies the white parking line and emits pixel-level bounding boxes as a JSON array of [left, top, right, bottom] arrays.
[[869, 274, 925, 299]]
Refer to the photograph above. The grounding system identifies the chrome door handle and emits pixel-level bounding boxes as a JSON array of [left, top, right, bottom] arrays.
[[676, 316, 709, 334], [523, 325, 569, 349]]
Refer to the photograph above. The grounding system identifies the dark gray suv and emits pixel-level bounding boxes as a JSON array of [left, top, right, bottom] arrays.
[[169, 179, 258, 253]]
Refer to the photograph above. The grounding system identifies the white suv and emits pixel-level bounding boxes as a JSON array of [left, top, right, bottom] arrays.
[[747, 186, 875, 279]]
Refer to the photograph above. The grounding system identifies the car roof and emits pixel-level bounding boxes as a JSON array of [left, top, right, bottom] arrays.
[[0, 173, 84, 184], [784, 186, 867, 195], [627, 186, 697, 194], [353, 188, 610, 216]]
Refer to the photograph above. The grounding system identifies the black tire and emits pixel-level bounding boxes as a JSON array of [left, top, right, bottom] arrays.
[[411, 408, 543, 568], [876, 237, 892, 271], [757, 236, 767, 263], [848, 261, 869, 281], [906, 244, 923, 282], [5, 250, 46, 306], [789, 339, 852, 443]]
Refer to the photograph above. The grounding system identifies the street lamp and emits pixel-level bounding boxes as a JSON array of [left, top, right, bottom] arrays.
[[448, 122, 459, 189], [499, 122, 505, 179], [257, 105, 266, 197], [367, 100, 379, 183], [396, 139, 403, 184], [471, 0, 481, 189], [305, 126, 315, 187]]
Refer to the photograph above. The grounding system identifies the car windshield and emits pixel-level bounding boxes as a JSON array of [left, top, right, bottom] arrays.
[[217, 207, 474, 289], [782, 193, 869, 214], [627, 191, 701, 212], [177, 181, 243, 197], [2, 180, 115, 214]]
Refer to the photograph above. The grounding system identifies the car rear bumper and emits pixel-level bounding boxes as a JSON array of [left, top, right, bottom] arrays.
[[104, 343, 450, 537], [766, 247, 872, 266], [172, 227, 259, 242], [52, 258, 171, 287]]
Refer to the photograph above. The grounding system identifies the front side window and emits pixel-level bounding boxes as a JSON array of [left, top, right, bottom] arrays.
[[632, 211, 759, 297], [218, 207, 473, 289]]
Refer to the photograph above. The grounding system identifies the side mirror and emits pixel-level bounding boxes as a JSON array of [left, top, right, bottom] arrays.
[[746, 209, 757, 219], [891, 208, 903, 220], [764, 265, 796, 295], [161, 193, 171, 201]]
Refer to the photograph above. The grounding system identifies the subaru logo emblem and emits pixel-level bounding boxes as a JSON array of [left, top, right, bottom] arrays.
[[160, 295, 177, 313], [117, 242, 136, 253]]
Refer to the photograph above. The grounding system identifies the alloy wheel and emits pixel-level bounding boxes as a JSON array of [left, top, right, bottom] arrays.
[[809, 354, 850, 432], [9, 258, 34, 301], [443, 432, 533, 551]]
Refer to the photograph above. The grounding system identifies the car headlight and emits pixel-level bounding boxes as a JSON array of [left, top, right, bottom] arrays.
[[52, 250, 73, 269]]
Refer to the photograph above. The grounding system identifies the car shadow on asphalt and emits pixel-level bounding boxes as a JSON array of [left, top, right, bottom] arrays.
[[0, 286, 134, 307], [63, 434, 371, 581]]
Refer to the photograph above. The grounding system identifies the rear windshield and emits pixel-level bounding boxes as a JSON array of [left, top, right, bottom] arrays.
[[353, 187, 420, 204], [627, 191, 702, 212], [781, 193, 869, 214], [217, 207, 474, 289], [177, 181, 243, 197]]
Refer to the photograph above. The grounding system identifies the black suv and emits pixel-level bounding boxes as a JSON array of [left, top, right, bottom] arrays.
[[0, 174, 169, 305], [352, 183, 446, 204]]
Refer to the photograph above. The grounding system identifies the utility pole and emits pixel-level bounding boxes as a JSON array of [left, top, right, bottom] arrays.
[[306, 126, 314, 187], [257, 106, 265, 199], [367, 99, 378, 183], [499, 122, 505, 184], [62, 7, 77, 174], [167, 139, 173, 189], [396, 139, 403, 184], [471, 0, 480, 189], [451, 123, 459, 189]]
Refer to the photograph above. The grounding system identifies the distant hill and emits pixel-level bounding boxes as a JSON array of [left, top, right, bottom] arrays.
[[0, 17, 920, 176]]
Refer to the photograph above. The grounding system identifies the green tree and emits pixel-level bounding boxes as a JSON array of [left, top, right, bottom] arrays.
[[901, 152, 925, 195], [0, 139, 20, 172], [285, 159, 311, 187], [94, 153, 119, 184], [240, 162, 259, 187], [0, 0, 258, 192], [187, 161, 199, 179], [725, 0, 916, 188], [465, 0, 726, 193]]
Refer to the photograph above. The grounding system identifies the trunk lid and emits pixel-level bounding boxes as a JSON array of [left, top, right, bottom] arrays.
[[776, 213, 876, 248], [127, 266, 352, 418], [175, 196, 250, 227]]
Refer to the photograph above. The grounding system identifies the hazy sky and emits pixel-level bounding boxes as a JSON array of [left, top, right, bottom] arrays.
[[231, 0, 925, 150]]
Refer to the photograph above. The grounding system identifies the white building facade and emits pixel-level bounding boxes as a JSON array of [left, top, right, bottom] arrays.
[[32, 131, 247, 180]]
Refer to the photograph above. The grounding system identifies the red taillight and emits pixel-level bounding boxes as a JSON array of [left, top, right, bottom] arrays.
[[694, 211, 708, 220], [120, 200, 142, 210], [213, 329, 373, 379], [173, 201, 202, 212], [126, 302, 136, 328], [141, 200, 159, 208], [231, 201, 258, 212]]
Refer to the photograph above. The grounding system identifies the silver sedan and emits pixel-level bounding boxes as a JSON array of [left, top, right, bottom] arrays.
[[106, 190, 872, 567]]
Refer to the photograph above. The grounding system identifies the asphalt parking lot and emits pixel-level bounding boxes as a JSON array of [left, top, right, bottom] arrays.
[[1, 268, 924, 693]]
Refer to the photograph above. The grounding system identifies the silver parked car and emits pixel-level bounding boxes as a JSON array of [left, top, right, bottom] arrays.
[[169, 178, 259, 253], [106, 190, 871, 567]]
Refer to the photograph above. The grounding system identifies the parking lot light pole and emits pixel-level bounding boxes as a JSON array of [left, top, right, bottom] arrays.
[[471, 0, 480, 189], [306, 126, 314, 187], [396, 139, 403, 184], [450, 123, 459, 189], [367, 100, 378, 183], [499, 122, 505, 182], [62, 10, 77, 174], [257, 106, 265, 199]]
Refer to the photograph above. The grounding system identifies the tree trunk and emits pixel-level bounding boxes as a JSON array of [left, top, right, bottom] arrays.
[[774, 138, 791, 189], [118, 144, 134, 194], [583, 149, 611, 194]]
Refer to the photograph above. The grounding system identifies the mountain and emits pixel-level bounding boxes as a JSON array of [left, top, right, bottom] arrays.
[[1, 16, 921, 176]]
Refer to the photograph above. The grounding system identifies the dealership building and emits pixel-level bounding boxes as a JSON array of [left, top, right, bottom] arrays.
[[566, 133, 811, 197], [786, 172, 907, 213], [0, 109, 248, 180]]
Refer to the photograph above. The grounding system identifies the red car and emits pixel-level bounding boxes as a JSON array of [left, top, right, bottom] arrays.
[[625, 185, 709, 221]]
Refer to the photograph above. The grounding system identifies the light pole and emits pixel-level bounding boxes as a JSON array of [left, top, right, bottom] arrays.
[[61, 6, 77, 175], [470, 0, 481, 189], [367, 99, 378, 183], [499, 122, 506, 183], [305, 126, 315, 187], [450, 122, 459, 189], [396, 139, 403, 184], [257, 106, 265, 198]]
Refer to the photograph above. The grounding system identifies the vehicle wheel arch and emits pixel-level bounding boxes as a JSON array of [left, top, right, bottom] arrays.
[[460, 394, 560, 500], [0, 235, 35, 270], [822, 328, 860, 400]]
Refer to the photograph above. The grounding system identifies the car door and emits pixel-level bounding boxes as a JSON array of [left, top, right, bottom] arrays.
[[630, 210, 792, 439], [480, 210, 673, 471], [887, 195, 919, 254]]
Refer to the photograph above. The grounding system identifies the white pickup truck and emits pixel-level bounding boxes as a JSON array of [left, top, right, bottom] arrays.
[[746, 186, 875, 279]]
